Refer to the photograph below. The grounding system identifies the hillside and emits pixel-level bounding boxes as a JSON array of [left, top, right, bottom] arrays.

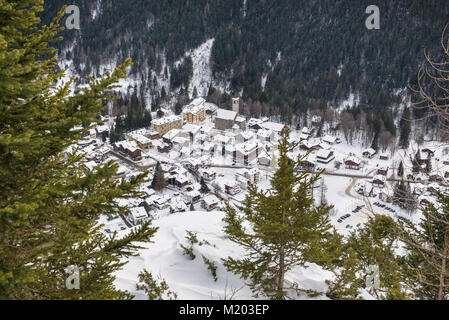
[[42, 1, 449, 118]]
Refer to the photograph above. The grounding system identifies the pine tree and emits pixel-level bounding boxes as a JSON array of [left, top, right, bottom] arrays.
[[199, 177, 210, 194], [425, 154, 432, 174], [399, 108, 411, 149], [397, 193, 449, 300], [398, 161, 404, 178], [222, 126, 337, 299], [151, 162, 167, 191], [0, 1, 157, 299], [412, 151, 422, 174], [335, 215, 406, 299]]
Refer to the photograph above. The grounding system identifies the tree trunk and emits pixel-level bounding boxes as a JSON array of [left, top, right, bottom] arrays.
[[438, 233, 448, 300]]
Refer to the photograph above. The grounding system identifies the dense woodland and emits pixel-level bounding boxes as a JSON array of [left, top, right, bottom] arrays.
[[40, 1, 449, 146]]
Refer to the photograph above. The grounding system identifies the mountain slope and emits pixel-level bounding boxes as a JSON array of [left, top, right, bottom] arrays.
[[42, 1, 449, 116]]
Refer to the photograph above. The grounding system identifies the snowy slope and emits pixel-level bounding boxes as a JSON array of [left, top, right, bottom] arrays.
[[114, 211, 334, 300]]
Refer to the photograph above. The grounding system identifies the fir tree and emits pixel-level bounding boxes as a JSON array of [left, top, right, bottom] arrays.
[[332, 215, 406, 299], [398, 161, 404, 178], [136, 270, 177, 300], [0, 1, 157, 299], [222, 126, 337, 299], [399, 108, 411, 149], [412, 151, 422, 174], [397, 193, 449, 300], [200, 177, 210, 194], [151, 162, 167, 191]]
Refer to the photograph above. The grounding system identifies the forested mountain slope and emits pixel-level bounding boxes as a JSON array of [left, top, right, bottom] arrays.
[[42, 0, 449, 119]]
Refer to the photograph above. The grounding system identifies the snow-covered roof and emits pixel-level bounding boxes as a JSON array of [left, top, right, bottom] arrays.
[[216, 108, 237, 120], [262, 121, 285, 132], [162, 128, 182, 140], [153, 115, 182, 126], [322, 135, 337, 144], [345, 156, 361, 165], [316, 149, 333, 159], [130, 207, 148, 220]]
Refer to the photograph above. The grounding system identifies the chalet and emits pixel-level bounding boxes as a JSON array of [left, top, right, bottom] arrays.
[[240, 168, 261, 184], [114, 141, 142, 161], [185, 190, 201, 204], [128, 207, 149, 225], [355, 181, 375, 197], [362, 148, 377, 159], [235, 141, 261, 165], [148, 130, 161, 140], [256, 129, 275, 143], [180, 123, 201, 143], [248, 118, 264, 130], [162, 128, 182, 144], [225, 180, 241, 195], [169, 198, 187, 213], [345, 156, 361, 170], [316, 149, 335, 164], [300, 141, 314, 151], [235, 131, 255, 144], [157, 142, 171, 153], [379, 153, 389, 160], [148, 195, 170, 210], [200, 168, 217, 181], [377, 166, 389, 176], [172, 136, 190, 150], [128, 132, 152, 150], [183, 97, 206, 123], [182, 158, 201, 171], [298, 154, 316, 171], [322, 135, 341, 145], [200, 142, 215, 155], [261, 121, 286, 134], [202, 194, 220, 211], [258, 154, 271, 166], [94, 146, 110, 163], [94, 124, 109, 140], [204, 102, 218, 115], [153, 115, 183, 135], [372, 175, 386, 188], [302, 127, 312, 136]]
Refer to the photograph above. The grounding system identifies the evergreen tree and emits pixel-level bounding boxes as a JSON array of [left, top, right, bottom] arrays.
[[399, 108, 411, 149], [199, 177, 210, 194], [136, 269, 177, 300], [425, 154, 432, 174], [0, 1, 157, 299], [335, 216, 406, 299], [151, 162, 167, 191], [398, 161, 404, 178], [412, 151, 422, 174], [222, 126, 338, 299], [174, 102, 183, 115], [397, 193, 449, 300]]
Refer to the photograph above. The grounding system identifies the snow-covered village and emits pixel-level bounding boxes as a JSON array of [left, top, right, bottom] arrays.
[[5, 0, 449, 306], [68, 94, 449, 299]]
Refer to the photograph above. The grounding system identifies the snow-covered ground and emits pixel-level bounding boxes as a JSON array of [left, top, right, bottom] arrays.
[[114, 211, 334, 300]]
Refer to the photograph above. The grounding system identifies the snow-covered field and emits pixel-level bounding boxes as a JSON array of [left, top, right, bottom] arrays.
[[114, 211, 334, 300]]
